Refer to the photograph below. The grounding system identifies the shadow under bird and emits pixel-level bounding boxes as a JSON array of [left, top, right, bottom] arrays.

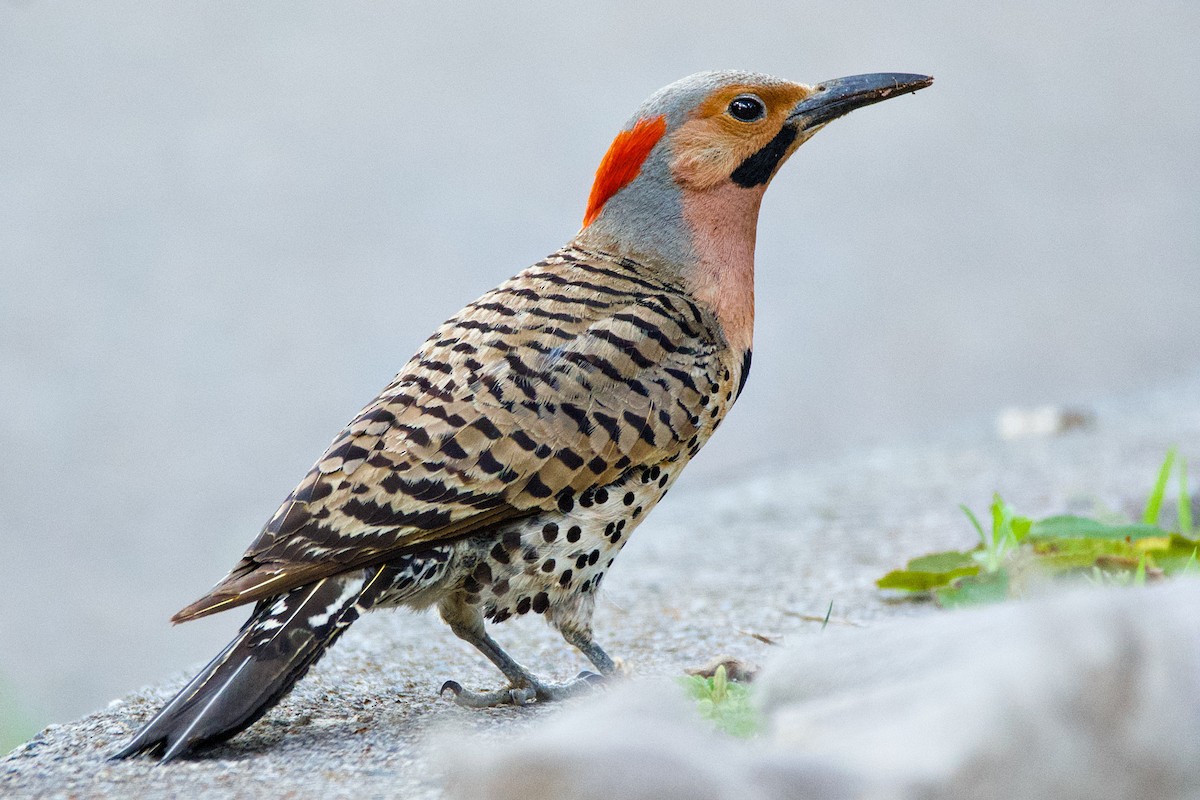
[[114, 69, 932, 762]]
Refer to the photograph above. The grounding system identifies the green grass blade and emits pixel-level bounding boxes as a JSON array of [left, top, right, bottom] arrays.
[[1177, 457, 1192, 536], [959, 504, 987, 547], [1143, 447, 1177, 525]]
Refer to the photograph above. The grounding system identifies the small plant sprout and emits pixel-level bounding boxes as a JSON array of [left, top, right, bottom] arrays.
[[680, 664, 760, 738], [878, 449, 1198, 606]]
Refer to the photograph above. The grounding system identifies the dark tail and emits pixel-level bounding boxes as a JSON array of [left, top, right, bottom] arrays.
[[112, 565, 393, 762]]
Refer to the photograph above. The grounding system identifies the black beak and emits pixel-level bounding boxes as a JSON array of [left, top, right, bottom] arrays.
[[788, 73, 933, 131]]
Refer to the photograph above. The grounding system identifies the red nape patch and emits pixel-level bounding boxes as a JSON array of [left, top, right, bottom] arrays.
[[583, 115, 667, 227]]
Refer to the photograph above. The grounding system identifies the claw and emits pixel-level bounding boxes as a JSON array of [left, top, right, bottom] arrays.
[[441, 681, 526, 708], [510, 687, 537, 705], [437, 671, 606, 708]]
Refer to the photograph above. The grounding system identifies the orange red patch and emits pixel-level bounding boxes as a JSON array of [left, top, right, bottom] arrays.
[[583, 115, 667, 227]]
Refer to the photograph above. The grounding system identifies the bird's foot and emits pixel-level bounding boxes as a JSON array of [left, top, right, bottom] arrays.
[[439, 670, 605, 708]]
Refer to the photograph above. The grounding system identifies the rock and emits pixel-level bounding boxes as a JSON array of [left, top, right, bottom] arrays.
[[447, 581, 1200, 800]]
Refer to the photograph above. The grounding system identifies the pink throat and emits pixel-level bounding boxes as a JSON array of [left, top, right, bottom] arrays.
[[681, 182, 764, 353]]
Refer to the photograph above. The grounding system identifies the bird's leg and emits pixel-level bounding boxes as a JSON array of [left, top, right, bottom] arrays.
[[440, 625, 540, 707], [438, 601, 607, 707], [561, 627, 617, 677], [440, 624, 606, 707]]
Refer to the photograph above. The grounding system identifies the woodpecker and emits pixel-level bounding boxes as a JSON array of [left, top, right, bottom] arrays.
[[114, 70, 932, 762]]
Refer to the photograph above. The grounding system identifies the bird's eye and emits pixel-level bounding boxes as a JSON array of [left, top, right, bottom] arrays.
[[727, 94, 766, 122]]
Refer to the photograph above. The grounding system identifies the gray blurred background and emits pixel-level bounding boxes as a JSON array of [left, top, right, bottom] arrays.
[[1, 1, 1197, 742]]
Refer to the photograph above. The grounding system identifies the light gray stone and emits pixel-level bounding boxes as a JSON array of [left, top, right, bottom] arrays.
[[446, 582, 1200, 800]]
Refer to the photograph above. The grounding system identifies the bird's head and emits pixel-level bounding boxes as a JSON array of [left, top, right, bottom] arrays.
[[573, 70, 931, 350]]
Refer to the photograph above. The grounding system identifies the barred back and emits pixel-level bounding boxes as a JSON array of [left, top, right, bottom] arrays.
[[176, 245, 748, 621]]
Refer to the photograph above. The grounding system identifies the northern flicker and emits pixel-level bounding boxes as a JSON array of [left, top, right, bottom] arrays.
[[114, 70, 932, 762]]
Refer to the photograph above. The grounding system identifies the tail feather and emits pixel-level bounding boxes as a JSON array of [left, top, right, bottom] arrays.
[[112, 565, 393, 762]]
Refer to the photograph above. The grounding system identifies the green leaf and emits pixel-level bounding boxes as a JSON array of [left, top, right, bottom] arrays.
[[1029, 516, 1167, 541], [990, 494, 1006, 547], [876, 569, 963, 591], [1143, 447, 1177, 525], [1011, 515, 1032, 542], [1147, 534, 1200, 574], [1031, 536, 1140, 573], [906, 551, 979, 573], [935, 569, 1010, 607], [877, 550, 982, 591]]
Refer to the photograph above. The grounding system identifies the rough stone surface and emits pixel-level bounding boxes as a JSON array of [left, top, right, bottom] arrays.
[[448, 581, 1200, 800], [4, 377, 1198, 798]]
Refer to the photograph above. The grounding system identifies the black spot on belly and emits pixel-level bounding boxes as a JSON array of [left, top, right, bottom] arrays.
[[541, 558, 556, 573], [542, 522, 559, 542], [559, 569, 573, 587], [566, 525, 582, 542], [531, 592, 549, 614], [516, 596, 531, 614]]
